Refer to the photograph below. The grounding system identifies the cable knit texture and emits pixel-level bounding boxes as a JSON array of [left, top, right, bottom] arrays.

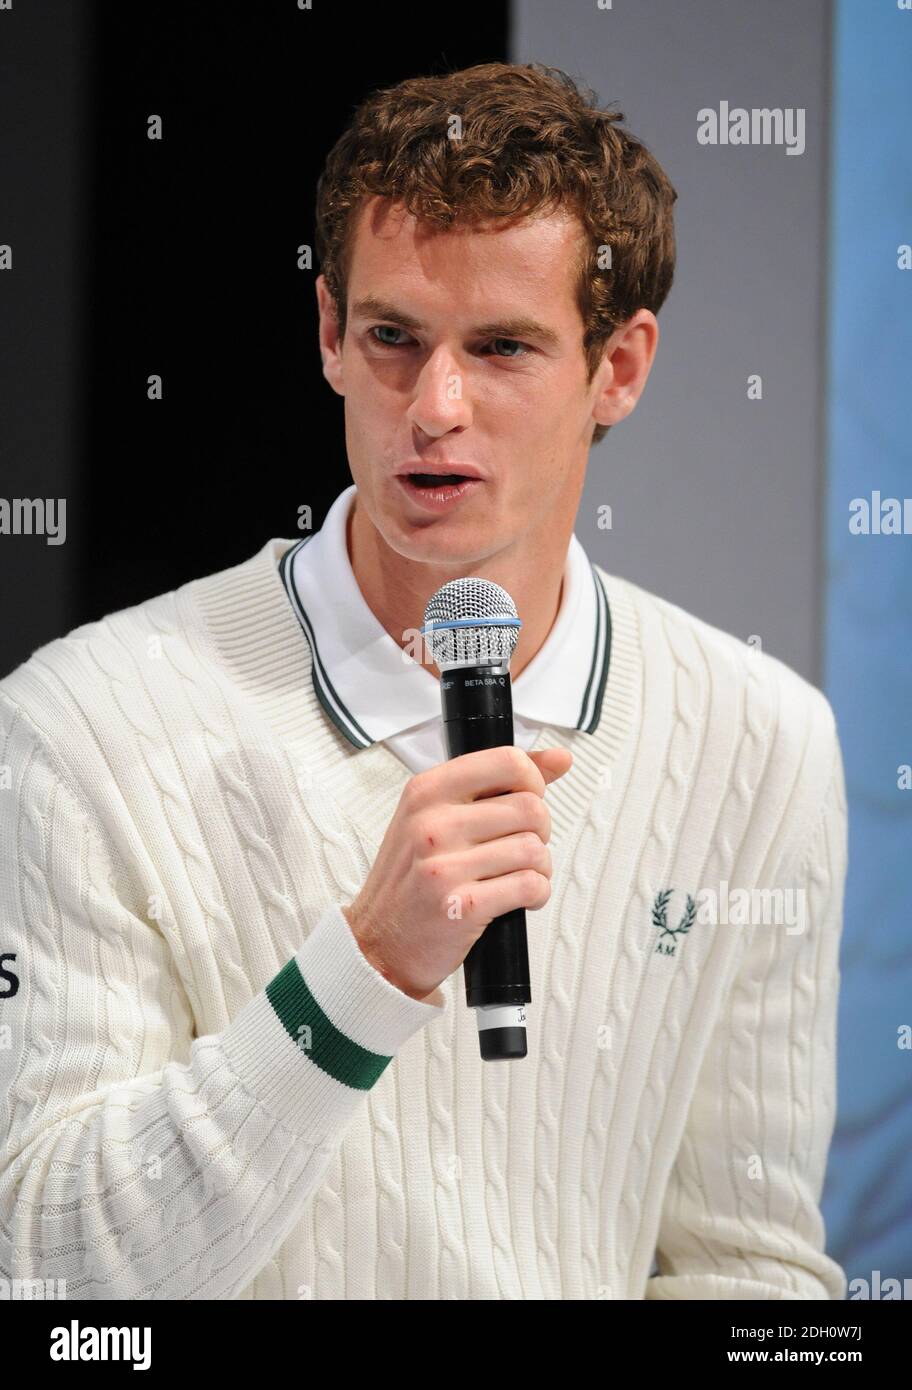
[[0, 536, 847, 1299]]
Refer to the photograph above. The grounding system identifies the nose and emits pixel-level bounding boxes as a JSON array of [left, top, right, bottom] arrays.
[[405, 345, 473, 436]]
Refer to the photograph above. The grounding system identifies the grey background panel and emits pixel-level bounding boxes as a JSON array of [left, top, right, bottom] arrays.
[[512, 0, 831, 684]]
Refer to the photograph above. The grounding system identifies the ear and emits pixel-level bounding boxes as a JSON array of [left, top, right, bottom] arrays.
[[591, 309, 660, 429], [316, 274, 346, 396]]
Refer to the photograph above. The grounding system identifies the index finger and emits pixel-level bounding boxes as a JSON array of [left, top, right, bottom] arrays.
[[418, 744, 547, 807]]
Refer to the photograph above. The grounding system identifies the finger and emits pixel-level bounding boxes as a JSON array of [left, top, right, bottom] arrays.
[[421, 745, 547, 805], [446, 791, 551, 847], [528, 748, 573, 784], [471, 867, 552, 919], [440, 831, 551, 888]]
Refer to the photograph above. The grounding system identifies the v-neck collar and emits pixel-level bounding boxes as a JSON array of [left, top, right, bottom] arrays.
[[277, 485, 613, 751], [184, 530, 643, 852]]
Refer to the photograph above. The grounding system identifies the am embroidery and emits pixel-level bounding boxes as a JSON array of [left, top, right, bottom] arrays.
[[651, 889, 696, 957]]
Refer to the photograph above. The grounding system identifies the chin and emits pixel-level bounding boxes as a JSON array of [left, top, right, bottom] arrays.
[[394, 529, 485, 565], [384, 512, 492, 565]]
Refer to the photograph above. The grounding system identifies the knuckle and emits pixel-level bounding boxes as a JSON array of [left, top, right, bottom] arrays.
[[506, 745, 528, 776], [522, 867, 542, 896], [410, 811, 435, 848], [417, 853, 442, 882], [402, 774, 425, 809], [526, 870, 549, 904]]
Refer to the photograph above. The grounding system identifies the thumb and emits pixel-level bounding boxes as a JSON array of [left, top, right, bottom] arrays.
[[528, 747, 573, 785]]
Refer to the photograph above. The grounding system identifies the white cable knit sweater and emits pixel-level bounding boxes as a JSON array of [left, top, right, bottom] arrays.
[[0, 535, 847, 1300]]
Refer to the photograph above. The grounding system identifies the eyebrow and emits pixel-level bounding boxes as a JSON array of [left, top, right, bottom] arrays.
[[350, 295, 562, 351]]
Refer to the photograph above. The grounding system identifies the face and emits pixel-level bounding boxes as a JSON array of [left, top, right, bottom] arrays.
[[316, 195, 656, 570]]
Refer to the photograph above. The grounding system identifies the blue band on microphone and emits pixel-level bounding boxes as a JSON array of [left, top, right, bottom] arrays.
[[419, 616, 523, 635]]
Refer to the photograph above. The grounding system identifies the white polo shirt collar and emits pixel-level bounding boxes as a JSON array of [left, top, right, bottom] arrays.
[[278, 484, 611, 751]]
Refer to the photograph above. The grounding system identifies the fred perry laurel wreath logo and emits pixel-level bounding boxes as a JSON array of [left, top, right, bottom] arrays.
[[652, 889, 696, 957]]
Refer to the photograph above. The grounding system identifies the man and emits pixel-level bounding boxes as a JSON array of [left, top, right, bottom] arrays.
[[0, 61, 846, 1299]]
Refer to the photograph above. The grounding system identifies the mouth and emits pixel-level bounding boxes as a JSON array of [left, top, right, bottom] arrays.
[[396, 472, 483, 510], [406, 472, 475, 487]]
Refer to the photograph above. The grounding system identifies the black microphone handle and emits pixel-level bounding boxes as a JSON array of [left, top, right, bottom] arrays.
[[440, 663, 531, 1058]]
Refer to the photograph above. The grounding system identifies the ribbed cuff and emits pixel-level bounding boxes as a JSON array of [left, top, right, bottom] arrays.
[[220, 902, 445, 1140]]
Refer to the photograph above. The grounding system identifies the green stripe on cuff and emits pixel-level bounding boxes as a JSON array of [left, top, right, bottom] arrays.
[[265, 957, 393, 1090]]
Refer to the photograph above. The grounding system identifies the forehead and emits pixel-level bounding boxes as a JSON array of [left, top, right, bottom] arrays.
[[346, 196, 584, 318]]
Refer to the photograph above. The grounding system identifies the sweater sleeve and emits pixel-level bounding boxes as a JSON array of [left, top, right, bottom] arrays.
[[645, 722, 848, 1301], [0, 700, 445, 1300]]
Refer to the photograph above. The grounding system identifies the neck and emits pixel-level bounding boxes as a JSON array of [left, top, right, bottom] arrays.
[[347, 496, 570, 681]]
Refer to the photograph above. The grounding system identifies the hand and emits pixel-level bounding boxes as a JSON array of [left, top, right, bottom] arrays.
[[341, 745, 573, 1001]]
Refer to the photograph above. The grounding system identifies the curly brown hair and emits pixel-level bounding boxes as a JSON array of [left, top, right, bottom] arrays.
[[315, 61, 677, 446]]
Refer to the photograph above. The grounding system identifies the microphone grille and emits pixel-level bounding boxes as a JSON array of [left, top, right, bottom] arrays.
[[421, 577, 521, 669]]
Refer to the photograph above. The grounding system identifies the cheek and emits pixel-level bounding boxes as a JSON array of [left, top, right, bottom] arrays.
[[503, 446, 564, 504], [491, 362, 582, 417], [496, 382, 581, 451]]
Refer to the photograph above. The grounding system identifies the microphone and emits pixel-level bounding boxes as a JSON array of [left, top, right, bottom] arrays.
[[420, 577, 530, 1061]]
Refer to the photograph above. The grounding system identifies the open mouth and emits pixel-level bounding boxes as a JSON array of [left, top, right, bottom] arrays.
[[397, 473, 481, 508], [408, 473, 471, 487]]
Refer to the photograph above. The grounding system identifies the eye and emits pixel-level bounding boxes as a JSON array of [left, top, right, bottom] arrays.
[[485, 338, 531, 359], [370, 325, 412, 348], [368, 327, 532, 358]]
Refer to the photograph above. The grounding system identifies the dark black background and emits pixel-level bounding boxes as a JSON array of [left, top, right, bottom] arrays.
[[0, 0, 509, 675]]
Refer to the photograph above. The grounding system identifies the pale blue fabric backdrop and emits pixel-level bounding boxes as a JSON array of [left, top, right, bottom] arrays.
[[823, 0, 912, 1291]]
